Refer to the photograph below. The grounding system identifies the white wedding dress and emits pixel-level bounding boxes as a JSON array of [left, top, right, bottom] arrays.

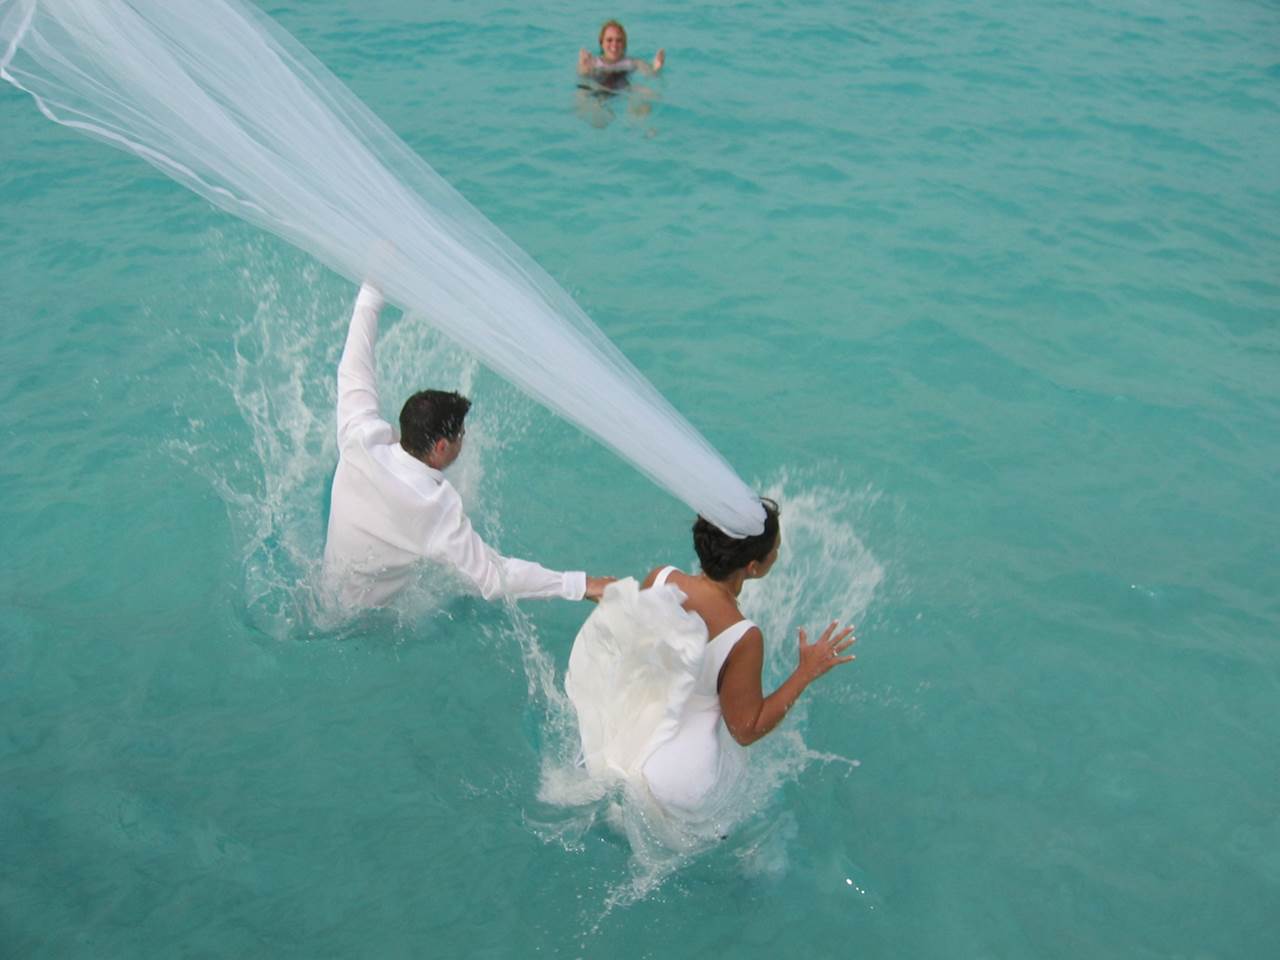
[[565, 567, 752, 815]]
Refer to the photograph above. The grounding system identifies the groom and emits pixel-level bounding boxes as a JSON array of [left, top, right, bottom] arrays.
[[322, 282, 611, 610]]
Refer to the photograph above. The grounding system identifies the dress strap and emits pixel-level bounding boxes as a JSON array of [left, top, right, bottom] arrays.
[[653, 565, 679, 588], [711, 619, 756, 650], [707, 618, 757, 682]]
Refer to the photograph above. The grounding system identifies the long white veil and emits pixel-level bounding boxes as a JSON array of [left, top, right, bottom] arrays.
[[0, 0, 766, 536]]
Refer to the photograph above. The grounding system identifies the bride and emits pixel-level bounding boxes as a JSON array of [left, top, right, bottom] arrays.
[[565, 498, 857, 820]]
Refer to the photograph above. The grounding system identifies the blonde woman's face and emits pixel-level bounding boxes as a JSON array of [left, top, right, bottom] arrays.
[[600, 26, 626, 61]]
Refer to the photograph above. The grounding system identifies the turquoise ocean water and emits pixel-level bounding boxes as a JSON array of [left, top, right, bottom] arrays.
[[2, 0, 1278, 956]]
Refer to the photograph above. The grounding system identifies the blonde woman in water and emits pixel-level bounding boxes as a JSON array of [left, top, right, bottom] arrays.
[[575, 20, 664, 125]]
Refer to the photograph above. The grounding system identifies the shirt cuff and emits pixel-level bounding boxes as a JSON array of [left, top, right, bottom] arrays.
[[356, 282, 384, 312], [562, 571, 587, 601]]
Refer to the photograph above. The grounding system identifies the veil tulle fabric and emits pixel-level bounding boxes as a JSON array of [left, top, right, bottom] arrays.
[[0, 0, 766, 536]]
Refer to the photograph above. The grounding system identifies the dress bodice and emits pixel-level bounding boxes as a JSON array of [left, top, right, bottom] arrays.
[[562, 567, 752, 820]]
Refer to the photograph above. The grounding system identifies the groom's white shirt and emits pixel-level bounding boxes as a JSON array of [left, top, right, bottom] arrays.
[[321, 284, 586, 609]]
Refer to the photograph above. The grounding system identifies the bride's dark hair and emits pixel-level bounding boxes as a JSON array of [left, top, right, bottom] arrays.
[[692, 498, 780, 580]]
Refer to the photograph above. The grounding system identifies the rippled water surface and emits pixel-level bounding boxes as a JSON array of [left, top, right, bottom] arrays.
[[2, 0, 1278, 957]]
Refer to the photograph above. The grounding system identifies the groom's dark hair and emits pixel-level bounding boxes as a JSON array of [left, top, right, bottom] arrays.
[[692, 498, 780, 580], [399, 389, 471, 457]]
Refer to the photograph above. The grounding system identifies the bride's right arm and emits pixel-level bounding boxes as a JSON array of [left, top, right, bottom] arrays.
[[719, 622, 856, 746]]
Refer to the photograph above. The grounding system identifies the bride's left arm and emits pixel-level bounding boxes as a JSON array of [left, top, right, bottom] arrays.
[[719, 622, 856, 746]]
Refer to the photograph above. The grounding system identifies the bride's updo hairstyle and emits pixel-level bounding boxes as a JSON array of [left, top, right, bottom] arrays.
[[693, 498, 780, 580]]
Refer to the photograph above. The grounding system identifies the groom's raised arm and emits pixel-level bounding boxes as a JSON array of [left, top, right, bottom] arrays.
[[335, 283, 385, 448]]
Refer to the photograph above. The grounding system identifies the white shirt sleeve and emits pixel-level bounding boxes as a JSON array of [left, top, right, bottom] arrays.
[[336, 284, 386, 448], [426, 481, 586, 601]]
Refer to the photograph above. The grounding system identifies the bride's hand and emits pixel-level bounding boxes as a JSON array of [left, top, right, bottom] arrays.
[[796, 621, 856, 682]]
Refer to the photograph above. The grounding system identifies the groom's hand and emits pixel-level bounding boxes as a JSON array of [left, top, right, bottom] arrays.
[[584, 576, 616, 602]]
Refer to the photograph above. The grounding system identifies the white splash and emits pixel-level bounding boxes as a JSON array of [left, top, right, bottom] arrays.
[[530, 470, 884, 909], [168, 238, 491, 638]]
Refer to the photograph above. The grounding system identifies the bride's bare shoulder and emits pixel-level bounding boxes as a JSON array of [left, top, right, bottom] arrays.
[[668, 573, 742, 634]]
